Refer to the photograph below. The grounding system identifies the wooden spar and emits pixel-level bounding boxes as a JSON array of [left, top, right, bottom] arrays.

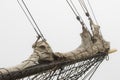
[[0, 18, 115, 79], [108, 49, 117, 54], [0, 53, 106, 80], [0, 0, 117, 79], [0, 24, 111, 77]]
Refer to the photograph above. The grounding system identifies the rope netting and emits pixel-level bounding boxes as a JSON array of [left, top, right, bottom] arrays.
[[0, 52, 106, 80]]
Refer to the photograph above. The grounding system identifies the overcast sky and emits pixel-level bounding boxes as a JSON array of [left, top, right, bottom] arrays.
[[0, 0, 119, 80]]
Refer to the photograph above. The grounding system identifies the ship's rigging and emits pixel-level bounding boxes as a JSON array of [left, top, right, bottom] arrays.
[[0, 0, 116, 80], [17, 0, 46, 41]]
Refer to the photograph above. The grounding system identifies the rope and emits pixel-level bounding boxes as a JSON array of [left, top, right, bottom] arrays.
[[77, 0, 102, 43], [66, 0, 78, 17], [82, 56, 104, 80], [17, 0, 46, 41], [78, 0, 99, 25], [0, 53, 106, 80], [0, 68, 12, 79], [66, 0, 86, 27], [21, 0, 45, 40], [77, 0, 94, 34], [88, 59, 103, 80], [80, 0, 106, 50], [78, 0, 90, 18], [87, 0, 99, 25], [78, 0, 89, 17], [17, 0, 40, 37]]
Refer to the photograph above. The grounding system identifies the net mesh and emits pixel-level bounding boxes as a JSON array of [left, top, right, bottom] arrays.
[[0, 53, 106, 80]]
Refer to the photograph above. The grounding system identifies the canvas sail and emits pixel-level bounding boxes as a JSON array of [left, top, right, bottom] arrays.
[[0, 0, 116, 80]]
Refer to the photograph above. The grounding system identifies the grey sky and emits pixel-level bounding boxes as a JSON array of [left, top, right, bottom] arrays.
[[0, 0, 119, 80]]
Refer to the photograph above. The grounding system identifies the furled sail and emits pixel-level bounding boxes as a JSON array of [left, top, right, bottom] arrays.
[[0, 20, 110, 80], [0, 0, 116, 80]]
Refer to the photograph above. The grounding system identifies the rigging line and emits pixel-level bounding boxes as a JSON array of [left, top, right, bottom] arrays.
[[78, 0, 95, 25], [21, 0, 46, 41], [79, 0, 100, 36], [88, 59, 104, 80], [78, 0, 88, 14], [69, 0, 85, 24], [87, 0, 99, 25], [17, 0, 40, 37], [78, 0, 95, 35], [78, 0, 90, 18], [81, 0, 89, 14], [78, 0, 86, 14], [66, 0, 78, 18], [82, 57, 104, 80], [69, 0, 80, 17], [66, 0, 86, 27]]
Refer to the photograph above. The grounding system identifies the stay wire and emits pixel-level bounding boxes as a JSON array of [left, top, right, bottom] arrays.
[[78, 0, 97, 36], [70, 0, 85, 25], [21, 0, 46, 41], [66, 0, 86, 27], [78, 0, 88, 15], [78, 0, 90, 18], [17, 0, 40, 37], [69, 0, 80, 18], [78, 0, 86, 14], [66, 0, 78, 18], [78, 0, 99, 25], [78, 0, 97, 27], [17, 0, 46, 41], [87, 0, 99, 25]]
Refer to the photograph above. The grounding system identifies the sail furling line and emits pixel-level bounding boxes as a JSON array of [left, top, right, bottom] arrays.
[[17, 0, 46, 41]]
